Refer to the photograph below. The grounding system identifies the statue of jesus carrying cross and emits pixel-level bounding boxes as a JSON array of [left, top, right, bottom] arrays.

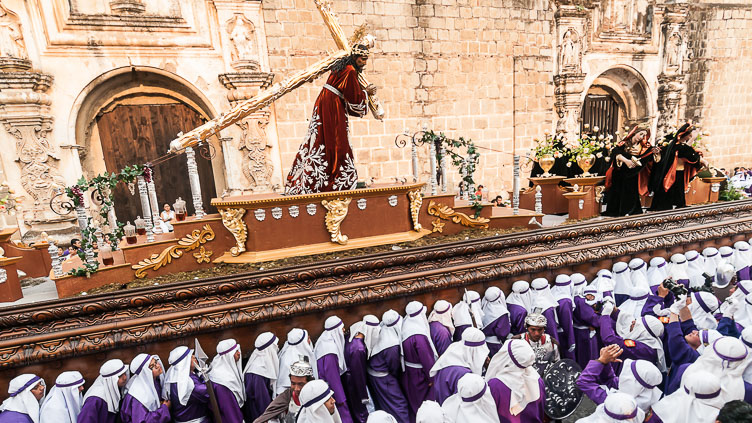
[[284, 39, 377, 195], [168, 0, 384, 197]]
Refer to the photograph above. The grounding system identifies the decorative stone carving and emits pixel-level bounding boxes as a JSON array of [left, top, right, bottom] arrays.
[[271, 207, 282, 220], [357, 198, 367, 210], [408, 190, 423, 232], [109, 0, 145, 15], [0, 2, 29, 71], [560, 28, 581, 73], [227, 14, 259, 71], [656, 4, 689, 140], [3, 119, 66, 222], [553, 74, 586, 141], [599, 0, 653, 38], [219, 69, 276, 194], [237, 113, 273, 190], [254, 208, 265, 222], [306, 203, 317, 216], [289, 205, 299, 218]]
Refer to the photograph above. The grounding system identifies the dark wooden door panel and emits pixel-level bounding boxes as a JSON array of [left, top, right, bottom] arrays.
[[97, 103, 218, 225]]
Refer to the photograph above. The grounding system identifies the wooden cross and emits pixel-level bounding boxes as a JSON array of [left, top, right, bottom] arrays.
[[170, 0, 383, 153]]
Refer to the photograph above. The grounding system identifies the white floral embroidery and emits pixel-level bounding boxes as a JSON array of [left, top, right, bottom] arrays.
[[285, 108, 329, 195], [333, 153, 358, 191]]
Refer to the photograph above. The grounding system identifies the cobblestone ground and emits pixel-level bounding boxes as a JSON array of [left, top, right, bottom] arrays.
[[564, 397, 597, 422]]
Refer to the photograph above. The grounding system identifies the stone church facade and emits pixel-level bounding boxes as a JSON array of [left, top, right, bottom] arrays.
[[0, 0, 750, 239]]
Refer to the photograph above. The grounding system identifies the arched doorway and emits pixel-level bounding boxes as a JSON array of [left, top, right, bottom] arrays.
[[581, 66, 653, 139], [581, 66, 653, 175], [71, 67, 225, 224]]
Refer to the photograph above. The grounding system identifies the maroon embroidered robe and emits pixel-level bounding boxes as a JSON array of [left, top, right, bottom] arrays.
[[285, 64, 368, 195]]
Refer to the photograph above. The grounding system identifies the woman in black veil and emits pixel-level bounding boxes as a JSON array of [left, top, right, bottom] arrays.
[[648, 122, 710, 211], [603, 125, 658, 216]]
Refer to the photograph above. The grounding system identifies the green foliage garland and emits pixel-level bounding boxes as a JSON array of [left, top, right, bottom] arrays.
[[64, 164, 146, 276], [420, 130, 483, 218]]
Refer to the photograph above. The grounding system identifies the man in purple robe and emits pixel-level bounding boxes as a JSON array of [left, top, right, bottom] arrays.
[[0, 374, 45, 423], [530, 278, 561, 343], [428, 327, 488, 404], [452, 291, 483, 341], [428, 300, 454, 355], [486, 339, 546, 422], [315, 315, 353, 423], [254, 359, 314, 423], [78, 359, 128, 423], [209, 339, 246, 423], [552, 274, 577, 359], [598, 302, 666, 374], [576, 345, 663, 411], [243, 332, 279, 423], [506, 281, 532, 335], [481, 287, 511, 357], [119, 354, 170, 423], [165, 346, 211, 423], [368, 310, 409, 423], [344, 315, 379, 423], [573, 282, 600, 369], [401, 301, 438, 422]]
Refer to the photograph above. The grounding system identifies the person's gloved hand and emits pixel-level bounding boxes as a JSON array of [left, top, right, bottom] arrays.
[[669, 295, 688, 316], [568, 344, 576, 353], [601, 300, 615, 316], [722, 297, 739, 319]]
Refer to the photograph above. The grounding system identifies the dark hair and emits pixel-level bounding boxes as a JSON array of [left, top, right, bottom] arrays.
[[717, 400, 752, 423], [71, 238, 81, 248], [331, 44, 368, 74]]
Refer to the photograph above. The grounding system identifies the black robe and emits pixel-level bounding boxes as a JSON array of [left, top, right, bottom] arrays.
[[604, 144, 655, 217], [649, 143, 702, 211]]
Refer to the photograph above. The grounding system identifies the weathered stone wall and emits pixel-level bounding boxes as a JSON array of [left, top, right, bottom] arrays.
[[685, 2, 752, 170], [262, 0, 556, 198]]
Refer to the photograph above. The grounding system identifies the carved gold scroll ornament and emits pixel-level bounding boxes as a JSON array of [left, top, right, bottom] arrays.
[[132, 225, 215, 278], [408, 190, 423, 232], [322, 197, 351, 245], [220, 208, 248, 256], [427, 200, 490, 229]]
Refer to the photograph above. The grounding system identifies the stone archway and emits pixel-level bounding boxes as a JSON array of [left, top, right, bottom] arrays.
[[581, 65, 653, 137], [71, 67, 226, 223]]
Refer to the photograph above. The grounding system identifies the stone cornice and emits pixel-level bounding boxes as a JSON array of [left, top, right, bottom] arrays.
[[0, 200, 750, 369]]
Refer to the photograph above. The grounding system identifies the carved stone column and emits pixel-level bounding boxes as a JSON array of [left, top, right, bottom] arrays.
[[219, 72, 276, 193], [137, 176, 154, 243], [656, 3, 689, 140], [0, 3, 72, 238], [554, 5, 588, 141], [146, 178, 164, 234]]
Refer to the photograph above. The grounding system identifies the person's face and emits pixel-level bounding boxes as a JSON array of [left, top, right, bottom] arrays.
[[78, 385, 85, 393], [164, 204, 170, 212], [355, 55, 368, 70], [585, 294, 595, 302], [149, 357, 163, 379], [527, 326, 545, 342], [635, 131, 647, 143], [730, 284, 737, 295], [117, 373, 128, 387], [190, 356, 198, 372], [73, 240, 81, 249], [324, 397, 336, 415], [685, 330, 701, 349], [30, 383, 44, 401], [234, 349, 241, 362], [290, 375, 309, 397]]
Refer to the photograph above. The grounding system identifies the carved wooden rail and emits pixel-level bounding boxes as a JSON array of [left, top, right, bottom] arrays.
[[0, 199, 751, 385]]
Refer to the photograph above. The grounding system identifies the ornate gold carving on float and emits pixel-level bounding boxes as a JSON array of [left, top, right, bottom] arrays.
[[431, 218, 445, 233], [220, 208, 248, 256], [193, 246, 213, 264], [427, 200, 490, 229], [407, 190, 423, 232], [322, 197, 351, 245], [132, 225, 215, 278]]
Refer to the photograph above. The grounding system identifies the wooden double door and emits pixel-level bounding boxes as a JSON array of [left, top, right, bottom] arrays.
[[96, 103, 218, 225]]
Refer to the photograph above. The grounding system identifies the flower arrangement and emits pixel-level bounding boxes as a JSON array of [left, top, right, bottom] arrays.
[[565, 125, 614, 167], [531, 132, 567, 161], [0, 183, 19, 215]]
